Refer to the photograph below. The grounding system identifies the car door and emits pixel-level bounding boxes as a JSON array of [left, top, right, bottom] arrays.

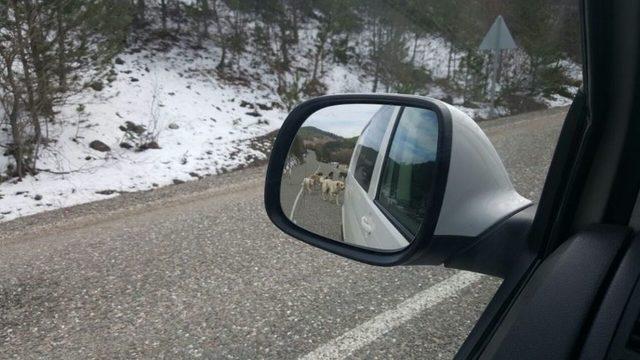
[[343, 105, 404, 249]]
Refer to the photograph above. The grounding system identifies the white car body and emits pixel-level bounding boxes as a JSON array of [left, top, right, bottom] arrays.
[[342, 106, 409, 250]]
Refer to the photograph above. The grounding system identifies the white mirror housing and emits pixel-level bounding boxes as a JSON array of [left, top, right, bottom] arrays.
[[265, 94, 535, 273], [435, 105, 532, 238]]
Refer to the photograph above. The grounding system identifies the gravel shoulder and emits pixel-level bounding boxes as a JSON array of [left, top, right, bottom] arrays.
[[0, 166, 265, 244]]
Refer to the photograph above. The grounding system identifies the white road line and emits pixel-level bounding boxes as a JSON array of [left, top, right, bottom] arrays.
[[299, 271, 484, 360], [289, 165, 321, 222], [290, 186, 305, 224]]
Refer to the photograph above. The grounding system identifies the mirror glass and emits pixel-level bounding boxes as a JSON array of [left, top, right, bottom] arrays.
[[280, 104, 440, 251]]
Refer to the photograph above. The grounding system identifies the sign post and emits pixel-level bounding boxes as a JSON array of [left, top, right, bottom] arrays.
[[479, 15, 516, 118]]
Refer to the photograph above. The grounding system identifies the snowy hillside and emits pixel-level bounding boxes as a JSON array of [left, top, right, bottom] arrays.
[[0, 29, 367, 221], [1, 41, 277, 220], [0, 11, 581, 222]]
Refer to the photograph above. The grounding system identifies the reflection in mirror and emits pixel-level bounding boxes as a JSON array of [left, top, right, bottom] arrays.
[[280, 104, 439, 252]]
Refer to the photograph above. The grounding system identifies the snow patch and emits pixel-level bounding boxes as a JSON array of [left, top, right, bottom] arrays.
[[0, 43, 285, 221]]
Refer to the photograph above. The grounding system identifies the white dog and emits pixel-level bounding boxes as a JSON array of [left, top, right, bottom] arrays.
[[321, 179, 345, 205], [302, 177, 315, 193]]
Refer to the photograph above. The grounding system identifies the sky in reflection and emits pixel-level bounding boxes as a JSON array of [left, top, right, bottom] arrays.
[[387, 108, 439, 165], [304, 104, 383, 137]]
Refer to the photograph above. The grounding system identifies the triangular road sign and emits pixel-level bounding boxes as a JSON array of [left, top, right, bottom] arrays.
[[479, 15, 517, 50]]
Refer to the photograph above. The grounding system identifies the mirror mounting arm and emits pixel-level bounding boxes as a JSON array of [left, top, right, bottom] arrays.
[[440, 205, 537, 278]]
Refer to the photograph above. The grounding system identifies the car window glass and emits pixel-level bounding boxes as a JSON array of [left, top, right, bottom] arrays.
[[377, 107, 439, 236], [353, 105, 395, 191]]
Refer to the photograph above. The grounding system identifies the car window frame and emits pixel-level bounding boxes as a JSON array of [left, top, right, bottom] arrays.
[[366, 106, 402, 199], [351, 105, 399, 192]]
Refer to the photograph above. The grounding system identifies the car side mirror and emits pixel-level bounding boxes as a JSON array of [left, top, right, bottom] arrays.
[[265, 94, 533, 269]]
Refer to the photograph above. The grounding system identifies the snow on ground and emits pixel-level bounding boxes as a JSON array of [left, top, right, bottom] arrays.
[[0, 41, 287, 221], [537, 93, 575, 108], [0, 26, 581, 222], [324, 65, 371, 94], [416, 35, 457, 79], [0, 27, 382, 222]]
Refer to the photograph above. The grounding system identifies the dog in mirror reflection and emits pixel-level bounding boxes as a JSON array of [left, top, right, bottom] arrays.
[[321, 178, 345, 205]]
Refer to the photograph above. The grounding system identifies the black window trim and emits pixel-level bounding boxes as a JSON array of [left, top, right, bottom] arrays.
[[353, 104, 398, 192]]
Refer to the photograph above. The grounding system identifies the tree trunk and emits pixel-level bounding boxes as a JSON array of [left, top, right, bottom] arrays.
[[371, 21, 380, 93], [8, 98, 25, 178], [278, 22, 289, 69], [23, 0, 53, 120], [447, 45, 453, 79], [19, 52, 41, 153], [292, 6, 299, 44], [160, 0, 167, 31], [56, 3, 66, 90], [5, 57, 26, 178], [201, 0, 210, 38], [175, 0, 182, 32], [410, 32, 419, 66], [136, 0, 145, 27], [463, 55, 471, 102], [496, 49, 503, 83], [312, 31, 328, 80], [217, 45, 226, 70], [231, 9, 242, 68], [212, 0, 225, 69], [15, 2, 42, 164], [529, 57, 539, 94], [372, 58, 380, 92]]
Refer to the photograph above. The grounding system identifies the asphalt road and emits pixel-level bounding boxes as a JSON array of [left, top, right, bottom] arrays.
[[280, 151, 344, 242], [0, 106, 568, 359]]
